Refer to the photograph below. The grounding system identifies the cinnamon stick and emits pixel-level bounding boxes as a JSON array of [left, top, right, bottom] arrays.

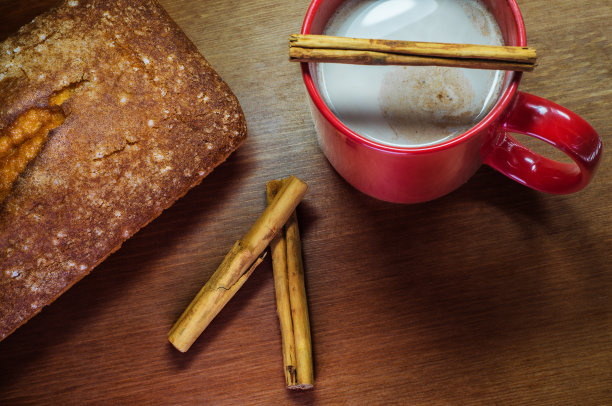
[[285, 208, 314, 389], [267, 179, 314, 390], [266, 180, 297, 387], [168, 176, 309, 352], [289, 34, 537, 72]]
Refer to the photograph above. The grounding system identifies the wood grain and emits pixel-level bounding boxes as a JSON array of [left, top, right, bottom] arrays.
[[1, 0, 611, 404]]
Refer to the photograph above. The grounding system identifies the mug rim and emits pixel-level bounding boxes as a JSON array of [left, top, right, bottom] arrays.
[[300, 0, 527, 154]]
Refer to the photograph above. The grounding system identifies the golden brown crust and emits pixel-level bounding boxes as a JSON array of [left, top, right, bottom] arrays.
[[0, 0, 247, 340]]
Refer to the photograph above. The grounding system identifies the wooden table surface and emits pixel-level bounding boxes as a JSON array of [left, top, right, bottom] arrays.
[[1, 0, 610, 404]]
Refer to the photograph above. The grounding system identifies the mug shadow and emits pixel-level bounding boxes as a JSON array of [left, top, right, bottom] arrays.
[[0, 151, 253, 392], [329, 162, 608, 366]]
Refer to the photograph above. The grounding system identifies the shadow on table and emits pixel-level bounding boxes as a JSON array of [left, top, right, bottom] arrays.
[[0, 0, 58, 41], [332, 163, 608, 364]]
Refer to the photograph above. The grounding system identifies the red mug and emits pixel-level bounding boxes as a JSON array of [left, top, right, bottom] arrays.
[[300, 0, 602, 203]]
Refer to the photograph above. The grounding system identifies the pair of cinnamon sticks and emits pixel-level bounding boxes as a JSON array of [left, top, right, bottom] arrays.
[[168, 176, 313, 390], [289, 34, 537, 71]]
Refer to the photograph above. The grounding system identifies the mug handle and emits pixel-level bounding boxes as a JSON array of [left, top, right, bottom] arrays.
[[484, 91, 602, 194]]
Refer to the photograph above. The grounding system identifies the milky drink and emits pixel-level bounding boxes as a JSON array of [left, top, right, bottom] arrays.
[[316, 0, 506, 147]]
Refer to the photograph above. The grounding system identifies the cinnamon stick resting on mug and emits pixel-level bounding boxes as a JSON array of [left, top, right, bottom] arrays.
[[289, 34, 537, 71]]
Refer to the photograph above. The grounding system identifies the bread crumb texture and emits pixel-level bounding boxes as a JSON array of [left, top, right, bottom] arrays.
[[0, 0, 247, 340]]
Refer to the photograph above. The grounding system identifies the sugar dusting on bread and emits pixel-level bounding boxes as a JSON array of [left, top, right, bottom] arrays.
[[0, 0, 247, 340]]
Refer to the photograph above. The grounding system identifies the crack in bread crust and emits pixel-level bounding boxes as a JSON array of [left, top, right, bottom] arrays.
[[0, 77, 91, 203], [0, 107, 66, 203]]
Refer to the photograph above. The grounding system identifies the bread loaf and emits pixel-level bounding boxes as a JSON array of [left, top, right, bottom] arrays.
[[0, 0, 247, 340]]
